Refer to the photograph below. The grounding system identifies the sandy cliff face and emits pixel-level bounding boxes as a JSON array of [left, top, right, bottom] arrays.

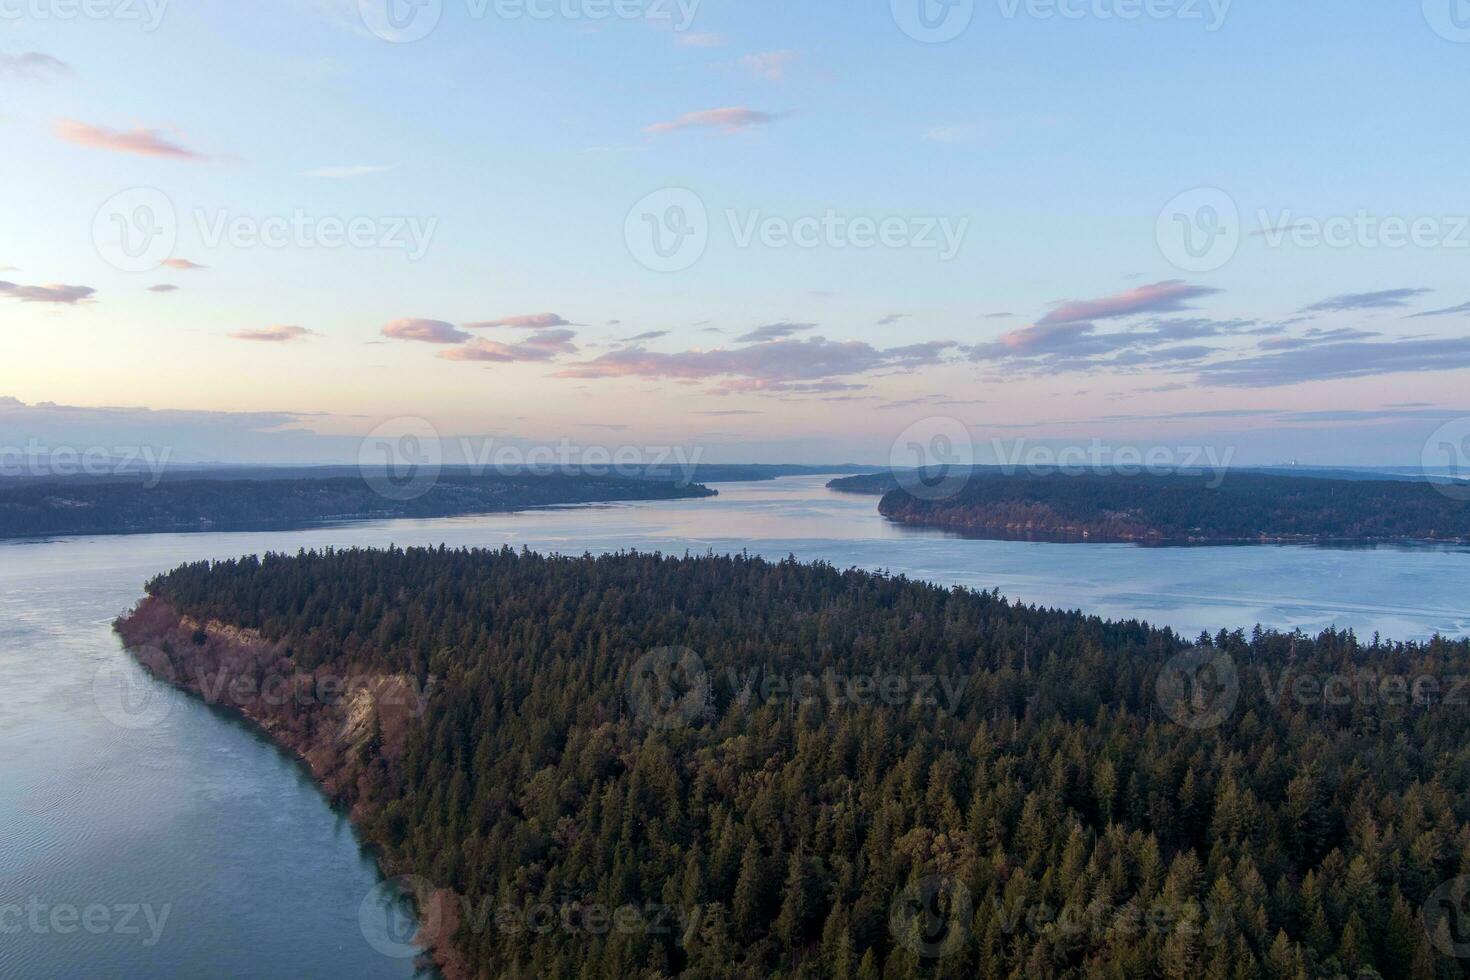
[[113, 595, 471, 978]]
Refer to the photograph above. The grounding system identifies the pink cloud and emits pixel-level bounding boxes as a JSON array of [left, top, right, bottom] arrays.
[[439, 329, 578, 363], [735, 51, 795, 82], [466, 313, 572, 330], [645, 107, 782, 134], [0, 281, 95, 304], [556, 336, 952, 387], [1038, 280, 1220, 326], [162, 258, 207, 271], [229, 325, 316, 342], [381, 318, 471, 344], [54, 119, 207, 160]]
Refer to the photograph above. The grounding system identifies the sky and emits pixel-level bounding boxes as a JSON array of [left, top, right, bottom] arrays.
[[3, 0, 1470, 469]]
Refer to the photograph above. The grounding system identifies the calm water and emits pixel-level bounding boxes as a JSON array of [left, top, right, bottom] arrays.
[[2, 476, 1468, 979]]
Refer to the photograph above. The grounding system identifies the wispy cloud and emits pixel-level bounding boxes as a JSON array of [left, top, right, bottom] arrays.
[[381, 318, 471, 344], [734, 51, 794, 81], [1039, 280, 1221, 326], [735, 321, 816, 342], [0, 281, 95, 304], [439, 329, 578, 362], [0, 51, 71, 80], [229, 325, 317, 342], [1298, 288, 1432, 313], [467, 313, 573, 329], [1198, 336, 1470, 387], [877, 314, 909, 326], [148, 284, 180, 293], [556, 335, 955, 393], [646, 107, 782, 134], [1405, 300, 1470, 319], [967, 283, 1237, 372], [162, 258, 207, 271], [54, 119, 208, 160]]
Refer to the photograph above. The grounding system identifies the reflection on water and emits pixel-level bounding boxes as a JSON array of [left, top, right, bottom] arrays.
[[1, 476, 1467, 979]]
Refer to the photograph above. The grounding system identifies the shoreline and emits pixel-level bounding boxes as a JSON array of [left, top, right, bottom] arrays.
[[112, 596, 471, 979]]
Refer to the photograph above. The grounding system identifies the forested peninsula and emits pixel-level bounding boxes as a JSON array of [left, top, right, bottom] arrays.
[[115, 546, 1470, 978], [829, 471, 1470, 544], [0, 473, 714, 540]]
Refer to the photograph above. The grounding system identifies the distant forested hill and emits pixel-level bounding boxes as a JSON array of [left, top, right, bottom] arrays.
[[829, 471, 1470, 543], [116, 547, 1470, 978], [0, 474, 714, 540]]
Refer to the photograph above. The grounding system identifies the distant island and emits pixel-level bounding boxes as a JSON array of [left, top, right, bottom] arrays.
[[829, 470, 1470, 544], [116, 547, 1470, 978], [0, 473, 715, 541]]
